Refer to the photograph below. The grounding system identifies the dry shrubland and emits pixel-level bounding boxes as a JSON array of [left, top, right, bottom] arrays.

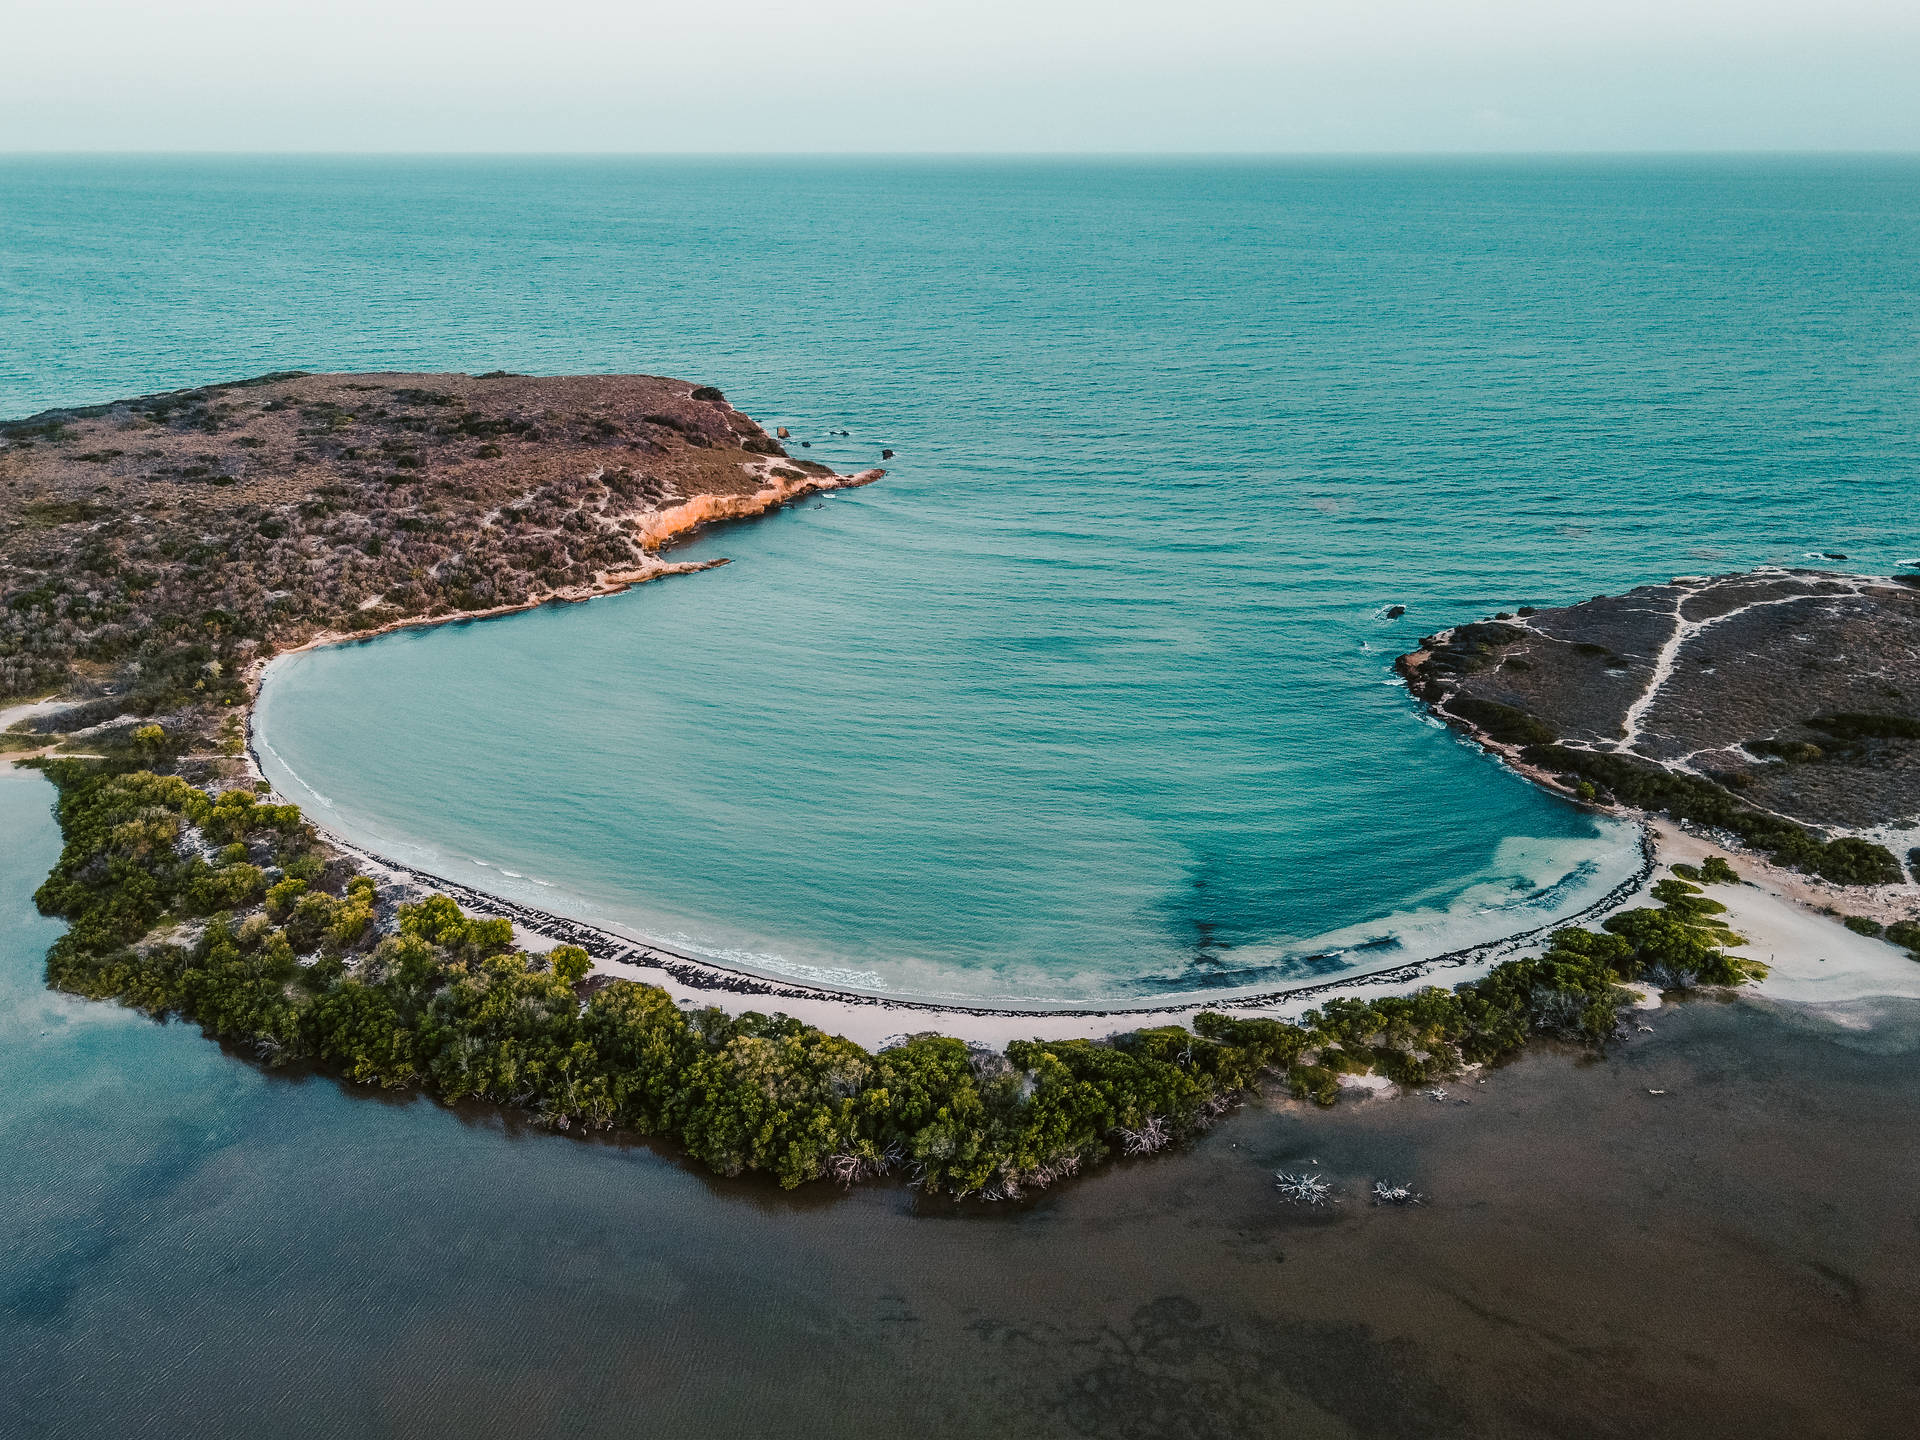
[[0, 371, 812, 719]]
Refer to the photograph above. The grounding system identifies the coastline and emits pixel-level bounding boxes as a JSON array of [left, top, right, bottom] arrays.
[[27, 527, 1920, 1192], [238, 561, 1919, 1048], [12, 756, 1920, 1430], [266, 791, 1920, 1049], [12, 383, 1911, 1055], [285, 815, 1664, 1047], [21, 556, 1909, 1050], [253, 461, 886, 665]]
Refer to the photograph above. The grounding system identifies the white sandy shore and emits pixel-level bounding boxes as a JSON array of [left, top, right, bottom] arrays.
[[299, 817, 1657, 1048], [1648, 820, 1920, 1010], [311, 808, 1919, 1050]]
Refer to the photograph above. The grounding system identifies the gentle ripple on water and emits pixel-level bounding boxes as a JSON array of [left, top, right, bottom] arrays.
[[8, 157, 1919, 1002]]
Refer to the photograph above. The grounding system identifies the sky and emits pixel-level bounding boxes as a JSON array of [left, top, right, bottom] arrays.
[[2, 0, 1917, 153]]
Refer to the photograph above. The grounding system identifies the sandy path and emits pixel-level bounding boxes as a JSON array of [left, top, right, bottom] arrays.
[[0, 697, 69, 731], [1617, 580, 1869, 755]]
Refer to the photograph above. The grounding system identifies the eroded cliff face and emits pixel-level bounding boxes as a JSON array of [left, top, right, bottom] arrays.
[[0, 372, 880, 715], [634, 460, 882, 552], [1397, 569, 1920, 878]]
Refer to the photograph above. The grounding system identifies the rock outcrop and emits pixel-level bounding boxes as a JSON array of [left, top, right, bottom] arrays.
[[1398, 570, 1920, 884]]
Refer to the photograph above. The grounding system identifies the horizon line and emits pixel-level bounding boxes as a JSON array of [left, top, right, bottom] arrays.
[[3, 148, 1919, 161]]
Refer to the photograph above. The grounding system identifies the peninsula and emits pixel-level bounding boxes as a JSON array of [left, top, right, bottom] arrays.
[[1398, 570, 1919, 898], [0, 370, 879, 720], [6, 374, 1915, 1198]]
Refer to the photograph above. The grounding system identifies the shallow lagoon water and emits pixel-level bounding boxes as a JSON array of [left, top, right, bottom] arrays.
[[9, 158, 1920, 1001], [252, 496, 1642, 1003]]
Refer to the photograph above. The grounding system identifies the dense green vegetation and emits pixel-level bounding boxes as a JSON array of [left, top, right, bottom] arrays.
[[33, 764, 1767, 1197], [1526, 743, 1903, 885], [1671, 856, 1738, 886]]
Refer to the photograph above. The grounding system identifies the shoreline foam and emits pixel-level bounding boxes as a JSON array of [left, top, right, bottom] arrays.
[[283, 791, 1918, 1049], [281, 813, 1657, 1045]]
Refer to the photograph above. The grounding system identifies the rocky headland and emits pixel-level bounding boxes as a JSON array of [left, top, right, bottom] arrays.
[[0, 370, 880, 742], [1398, 568, 1920, 891]]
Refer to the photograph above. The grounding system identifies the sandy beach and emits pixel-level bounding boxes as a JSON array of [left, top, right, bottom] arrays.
[[300, 805, 1920, 1050]]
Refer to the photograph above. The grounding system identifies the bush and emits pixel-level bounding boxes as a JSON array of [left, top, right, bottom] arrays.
[[1526, 744, 1901, 886], [1809, 712, 1920, 742], [1820, 838, 1904, 887], [265, 876, 307, 922], [1287, 1064, 1339, 1106], [182, 861, 266, 915], [1844, 915, 1884, 938], [549, 944, 591, 985], [1449, 695, 1558, 746]]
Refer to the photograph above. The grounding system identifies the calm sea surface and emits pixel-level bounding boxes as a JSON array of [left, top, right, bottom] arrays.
[[5, 159, 1917, 1001]]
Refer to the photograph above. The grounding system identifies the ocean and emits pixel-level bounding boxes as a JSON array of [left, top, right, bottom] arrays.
[[8, 157, 1919, 1003]]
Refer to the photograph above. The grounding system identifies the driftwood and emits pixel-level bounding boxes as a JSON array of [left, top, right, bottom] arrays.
[[1275, 1170, 1335, 1206], [827, 1142, 906, 1187], [1116, 1115, 1171, 1156]]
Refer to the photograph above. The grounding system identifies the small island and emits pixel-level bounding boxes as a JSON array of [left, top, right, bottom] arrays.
[[5, 375, 1913, 1198]]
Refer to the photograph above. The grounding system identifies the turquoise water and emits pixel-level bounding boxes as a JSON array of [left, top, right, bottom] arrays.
[[10, 158, 1920, 1002]]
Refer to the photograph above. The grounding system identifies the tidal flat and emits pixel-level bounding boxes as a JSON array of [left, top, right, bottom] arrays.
[[5, 768, 1919, 1440]]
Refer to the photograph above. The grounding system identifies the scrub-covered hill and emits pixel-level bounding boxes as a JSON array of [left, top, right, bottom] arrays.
[[0, 371, 873, 738]]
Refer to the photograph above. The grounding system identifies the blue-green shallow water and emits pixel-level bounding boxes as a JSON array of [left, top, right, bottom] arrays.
[[10, 158, 1920, 1002]]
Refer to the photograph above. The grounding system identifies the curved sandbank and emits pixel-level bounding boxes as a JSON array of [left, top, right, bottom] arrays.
[[255, 803, 1654, 1047], [247, 758, 1920, 1050], [247, 558, 1646, 1027]]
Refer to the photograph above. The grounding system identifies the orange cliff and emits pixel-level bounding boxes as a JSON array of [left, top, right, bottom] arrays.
[[634, 464, 887, 553]]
